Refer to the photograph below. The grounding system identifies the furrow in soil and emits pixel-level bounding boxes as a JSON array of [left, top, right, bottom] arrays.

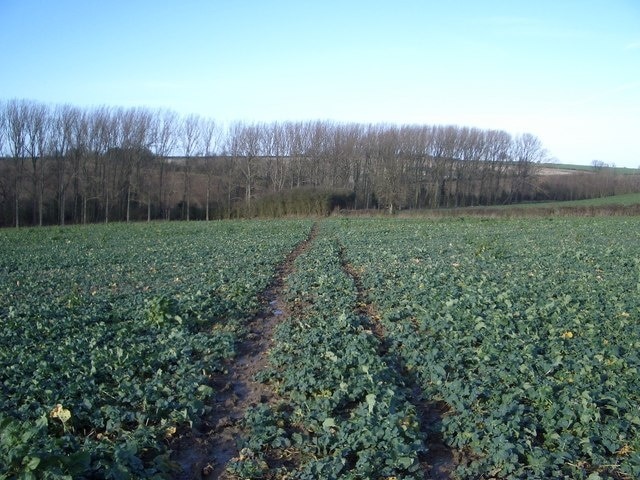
[[171, 224, 317, 479], [338, 242, 458, 480]]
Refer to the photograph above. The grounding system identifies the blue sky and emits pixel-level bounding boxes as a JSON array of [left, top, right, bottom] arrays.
[[1, 0, 639, 167]]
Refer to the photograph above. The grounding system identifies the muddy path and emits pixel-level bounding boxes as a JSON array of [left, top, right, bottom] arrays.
[[339, 244, 458, 480], [171, 224, 317, 479]]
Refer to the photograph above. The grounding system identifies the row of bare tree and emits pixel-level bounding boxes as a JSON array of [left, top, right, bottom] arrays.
[[1, 99, 555, 226]]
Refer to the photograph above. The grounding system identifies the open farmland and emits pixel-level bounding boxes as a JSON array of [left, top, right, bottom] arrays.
[[328, 218, 640, 479], [0, 221, 312, 478], [1, 217, 639, 479]]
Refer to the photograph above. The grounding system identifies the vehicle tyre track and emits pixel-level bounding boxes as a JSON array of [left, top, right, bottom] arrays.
[[338, 242, 458, 480], [171, 224, 318, 479]]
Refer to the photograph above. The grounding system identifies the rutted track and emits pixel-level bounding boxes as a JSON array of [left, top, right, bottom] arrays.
[[171, 224, 317, 479], [222, 231, 431, 477], [338, 243, 458, 479], [173, 223, 454, 478]]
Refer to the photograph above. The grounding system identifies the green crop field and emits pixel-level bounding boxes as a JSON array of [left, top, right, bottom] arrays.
[[328, 217, 640, 479], [1, 217, 639, 479], [0, 221, 312, 478], [514, 192, 640, 209]]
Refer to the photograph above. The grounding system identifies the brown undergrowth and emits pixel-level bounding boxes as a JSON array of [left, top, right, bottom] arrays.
[[170, 224, 318, 479]]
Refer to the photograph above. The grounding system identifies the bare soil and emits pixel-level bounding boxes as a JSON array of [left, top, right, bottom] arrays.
[[170, 225, 317, 479]]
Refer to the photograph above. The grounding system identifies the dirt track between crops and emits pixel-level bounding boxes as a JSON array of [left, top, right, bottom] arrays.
[[171, 224, 317, 479], [340, 248, 458, 480], [172, 223, 458, 479]]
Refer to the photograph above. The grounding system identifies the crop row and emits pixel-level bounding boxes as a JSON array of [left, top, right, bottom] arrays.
[[0, 221, 312, 479], [2, 216, 638, 479], [330, 217, 640, 479], [228, 227, 427, 478]]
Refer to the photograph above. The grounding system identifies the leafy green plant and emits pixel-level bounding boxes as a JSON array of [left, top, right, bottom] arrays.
[[240, 231, 425, 478], [0, 220, 312, 477], [330, 217, 640, 478]]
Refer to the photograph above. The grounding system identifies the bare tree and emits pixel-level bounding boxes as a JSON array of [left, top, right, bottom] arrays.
[[91, 106, 117, 223], [332, 123, 362, 191], [402, 125, 433, 209], [150, 109, 178, 220], [0, 102, 5, 156], [24, 101, 50, 225], [370, 125, 407, 213], [180, 114, 202, 220], [119, 107, 152, 222], [48, 105, 77, 225], [5, 99, 30, 227], [510, 133, 547, 202], [0, 103, 7, 220], [228, 122, 262, 211], [200, 117, 222, 220], [284, 121, 310, 189], [482, 129, 511, 205], [1, 98, 564, 224], [263, 122, 289, 192], [306, 121, 331, 187]]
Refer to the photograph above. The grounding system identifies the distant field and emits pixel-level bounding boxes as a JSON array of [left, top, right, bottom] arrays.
[[515, 192, 640, 208], [542, 163, 639, 175], [394, 192, 640, 218]]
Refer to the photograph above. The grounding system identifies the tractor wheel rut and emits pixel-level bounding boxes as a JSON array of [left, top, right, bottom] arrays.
[[170, 224, 317, 479], [339, 243, 458, 480]]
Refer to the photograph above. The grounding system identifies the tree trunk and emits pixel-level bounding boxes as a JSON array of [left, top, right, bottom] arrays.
[[59, 189, 65, 226], [206, 181, 210, 221], [14, 189, 19, 228], [104, 189, 109, 224], [126, 181, 131, 222]]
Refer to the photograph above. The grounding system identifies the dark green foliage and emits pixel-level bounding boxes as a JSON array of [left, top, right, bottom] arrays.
[[330, 217, 640, 479], [3, 216, 639, 479], [0, 220, 312, 478], [236, 232, 425, 478]]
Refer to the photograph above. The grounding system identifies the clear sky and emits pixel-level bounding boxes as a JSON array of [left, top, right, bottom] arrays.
[[1, 0, 639, 167]]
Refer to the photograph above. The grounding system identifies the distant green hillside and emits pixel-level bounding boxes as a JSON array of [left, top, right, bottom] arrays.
[[516, 192, 640, 208]]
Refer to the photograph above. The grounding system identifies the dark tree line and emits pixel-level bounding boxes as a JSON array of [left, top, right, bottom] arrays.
[[3, 98, 625, 227]]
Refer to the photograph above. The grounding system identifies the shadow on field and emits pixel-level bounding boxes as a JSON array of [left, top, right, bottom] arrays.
[[341, 248, 459, 479]]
